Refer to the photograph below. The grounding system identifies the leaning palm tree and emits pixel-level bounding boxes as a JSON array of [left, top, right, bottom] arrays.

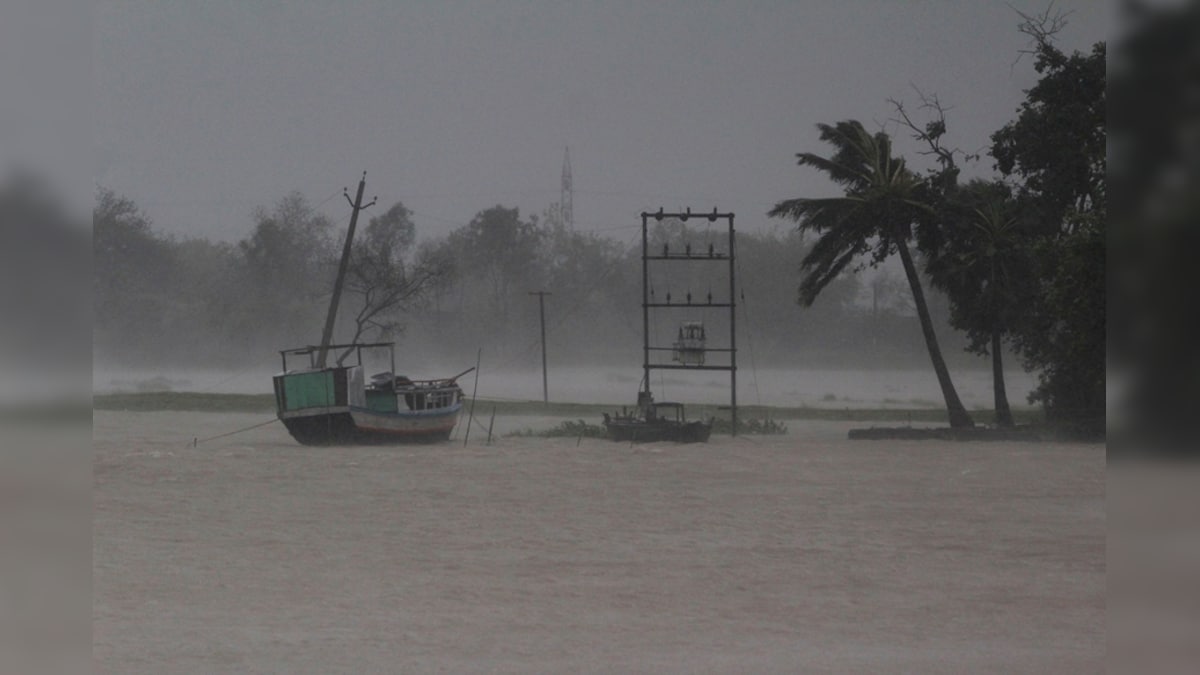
[[770, 120, 974, 428]]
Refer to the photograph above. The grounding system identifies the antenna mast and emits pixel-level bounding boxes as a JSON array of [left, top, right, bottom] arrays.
[[561, 147, 574, 228]]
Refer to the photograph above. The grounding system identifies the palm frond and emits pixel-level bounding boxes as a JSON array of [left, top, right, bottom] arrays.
[[773, 119, 933, 304], [798, 247, 859, 306], [794, 151, 871, 189], [768, 196, 863, 227]]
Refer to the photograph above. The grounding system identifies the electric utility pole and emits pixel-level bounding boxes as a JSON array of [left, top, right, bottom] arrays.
[[529, 291, 552, 403], [316, 172, 376, 368]]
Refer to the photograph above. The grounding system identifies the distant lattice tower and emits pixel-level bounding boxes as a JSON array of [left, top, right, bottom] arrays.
[[561, 146, 574, 228]]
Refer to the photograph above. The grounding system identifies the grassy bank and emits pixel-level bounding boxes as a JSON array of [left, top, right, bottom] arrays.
[[91, 391, 1042, 425], [93, 392, 278, 413]]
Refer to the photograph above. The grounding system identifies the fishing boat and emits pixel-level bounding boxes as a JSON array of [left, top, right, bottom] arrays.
[[273, 342, 468, 445], [603, 390, 712, 443], [271, 172, 469, 445]]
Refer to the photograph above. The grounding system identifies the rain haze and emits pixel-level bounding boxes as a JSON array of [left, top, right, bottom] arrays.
[[93, 0, 1105, 406], [95, 1, 1105, 242], [88, 3, 1116, 672]]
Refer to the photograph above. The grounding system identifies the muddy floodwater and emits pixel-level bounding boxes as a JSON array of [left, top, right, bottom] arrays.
[[94, 410, 1104, 673]]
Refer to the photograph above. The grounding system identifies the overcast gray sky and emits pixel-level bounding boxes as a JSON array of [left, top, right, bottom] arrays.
[[94, 0, 1107, 243]]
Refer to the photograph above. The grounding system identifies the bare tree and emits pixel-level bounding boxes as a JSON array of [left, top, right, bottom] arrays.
[[340, 202, 447, 354], [1009, 0, 1071, 68], [887, 86, 983, 184]]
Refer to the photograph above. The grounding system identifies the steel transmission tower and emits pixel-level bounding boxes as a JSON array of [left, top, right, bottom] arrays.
[[560, 146, 574, 228]]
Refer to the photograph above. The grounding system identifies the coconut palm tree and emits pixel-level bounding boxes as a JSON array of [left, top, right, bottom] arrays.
[[770, 120, 974, 428], [922, 182, 1032, 427]]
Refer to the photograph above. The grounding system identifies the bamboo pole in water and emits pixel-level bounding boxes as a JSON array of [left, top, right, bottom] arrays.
[[463, 348, 482, 446]]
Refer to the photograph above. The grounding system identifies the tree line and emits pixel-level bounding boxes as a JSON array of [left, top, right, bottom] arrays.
[[93, 189, 954, 372]]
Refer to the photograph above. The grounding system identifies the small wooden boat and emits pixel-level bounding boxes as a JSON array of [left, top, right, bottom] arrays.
[[273, 342, 469, 445]]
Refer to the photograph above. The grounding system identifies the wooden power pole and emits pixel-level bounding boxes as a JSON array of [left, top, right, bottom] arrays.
[[316, 172, 376, 368], [529, 291, 552, 403]]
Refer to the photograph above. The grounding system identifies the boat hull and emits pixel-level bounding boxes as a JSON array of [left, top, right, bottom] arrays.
[[280, 405, 461, 445], [273, 363, 463, 446], [604, 419, 712, 443]]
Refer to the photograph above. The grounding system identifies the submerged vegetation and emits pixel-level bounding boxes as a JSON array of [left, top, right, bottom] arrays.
[[506, 416, 789, 438], [507, 419, 608, 439], [710, 417, 789, 436]]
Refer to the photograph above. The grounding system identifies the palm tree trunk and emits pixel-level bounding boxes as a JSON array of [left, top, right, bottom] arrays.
[[991, 328, 1014, 427], [894, 237, 975, 428]]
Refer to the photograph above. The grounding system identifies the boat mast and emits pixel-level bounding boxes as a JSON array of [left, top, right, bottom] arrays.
[[315, 172, 376, 369]]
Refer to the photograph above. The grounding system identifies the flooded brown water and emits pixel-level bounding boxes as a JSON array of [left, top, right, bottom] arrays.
[[94, 410, 1104, 673]]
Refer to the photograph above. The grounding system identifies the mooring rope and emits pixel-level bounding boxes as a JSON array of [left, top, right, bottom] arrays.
[[190, 418, 279, 447]]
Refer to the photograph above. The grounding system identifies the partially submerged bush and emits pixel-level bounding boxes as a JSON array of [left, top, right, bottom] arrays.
[[711, 417, 788, 435], [507, 419, 608, 439], [509, 416, 788, 439]]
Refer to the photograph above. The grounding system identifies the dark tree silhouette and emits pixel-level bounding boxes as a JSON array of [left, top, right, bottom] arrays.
[[922, 181, 1035, 427], [991, 18, 1106, 428]]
